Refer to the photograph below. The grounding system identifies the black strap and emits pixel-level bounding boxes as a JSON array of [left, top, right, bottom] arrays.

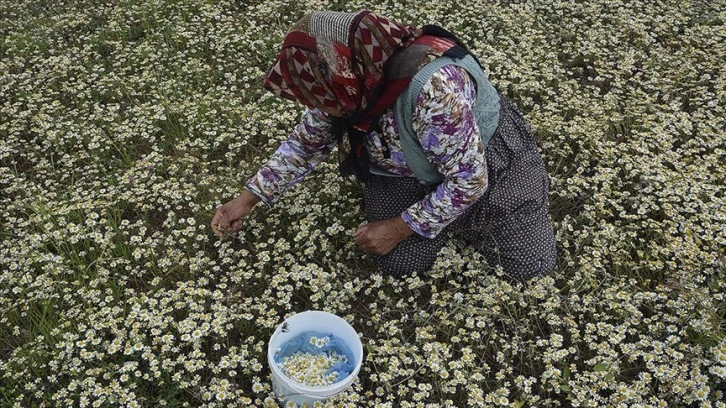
[[421, 25, 482, 67]]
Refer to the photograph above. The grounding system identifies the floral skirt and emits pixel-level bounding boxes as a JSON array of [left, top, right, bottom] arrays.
[[363, 96, 556, 281]]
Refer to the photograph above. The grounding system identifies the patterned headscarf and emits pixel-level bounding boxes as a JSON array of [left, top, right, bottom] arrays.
[[263, 10, 460, 179], [263, 10, 419, 118]]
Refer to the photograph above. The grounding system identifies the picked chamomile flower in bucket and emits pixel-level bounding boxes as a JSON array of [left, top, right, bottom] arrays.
[[276, 339, 349, 387], [273, 331, 354, 387]]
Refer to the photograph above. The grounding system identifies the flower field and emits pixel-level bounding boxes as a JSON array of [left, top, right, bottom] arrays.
[[1, 0, 724, 406]]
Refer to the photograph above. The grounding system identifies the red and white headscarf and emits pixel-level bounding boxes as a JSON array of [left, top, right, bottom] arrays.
[[263, 11, 422, 119], [263, 10, 458, 177]]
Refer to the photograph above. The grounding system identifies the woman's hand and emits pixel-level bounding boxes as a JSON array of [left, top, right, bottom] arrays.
[[211, 190, 260, 237], [353, 216, 414, 256]]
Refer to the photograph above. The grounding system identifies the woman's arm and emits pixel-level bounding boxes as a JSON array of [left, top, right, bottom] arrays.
[[245, 108, 337, 207], [402, 64, 489, 238], [212, 108, 336, 237], [353, 65, 487, 255]]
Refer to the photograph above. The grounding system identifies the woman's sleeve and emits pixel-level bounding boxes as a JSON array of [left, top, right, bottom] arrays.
[[245, 108, 337, 207], [401, 65, 489, 238]]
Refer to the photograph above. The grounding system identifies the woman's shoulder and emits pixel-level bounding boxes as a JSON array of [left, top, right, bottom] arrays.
[[416, 64, 477, 107]]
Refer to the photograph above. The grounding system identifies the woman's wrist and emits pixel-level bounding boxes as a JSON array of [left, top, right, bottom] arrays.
[[391, 216, 414, 241], [237, 189, 261, 211]]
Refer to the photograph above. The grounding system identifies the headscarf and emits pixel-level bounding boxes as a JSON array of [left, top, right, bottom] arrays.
[[263, 10, 461, 179]]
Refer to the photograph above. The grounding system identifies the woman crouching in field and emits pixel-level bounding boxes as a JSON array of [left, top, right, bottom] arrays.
[[211, 10, 556, 282]]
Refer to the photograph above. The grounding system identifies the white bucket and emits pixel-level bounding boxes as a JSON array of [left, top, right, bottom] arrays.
[[267, 310, 363, 406]]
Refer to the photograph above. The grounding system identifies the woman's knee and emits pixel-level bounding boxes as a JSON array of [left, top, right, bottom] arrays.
[[497, 250, 556, 282], [373, 237, 442, 278], [481, 207, 557, 281]]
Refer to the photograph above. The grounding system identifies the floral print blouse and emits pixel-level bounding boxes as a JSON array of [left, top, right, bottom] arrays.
[[246, 65, 488, 239]]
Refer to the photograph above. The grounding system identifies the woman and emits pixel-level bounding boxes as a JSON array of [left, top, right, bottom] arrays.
[[211, 10, 556, 281]]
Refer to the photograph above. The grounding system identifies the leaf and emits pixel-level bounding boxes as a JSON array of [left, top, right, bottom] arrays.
[[593, 363, 609, 372], [560, 384, 571, 392], [366, 344, 375, 355]]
